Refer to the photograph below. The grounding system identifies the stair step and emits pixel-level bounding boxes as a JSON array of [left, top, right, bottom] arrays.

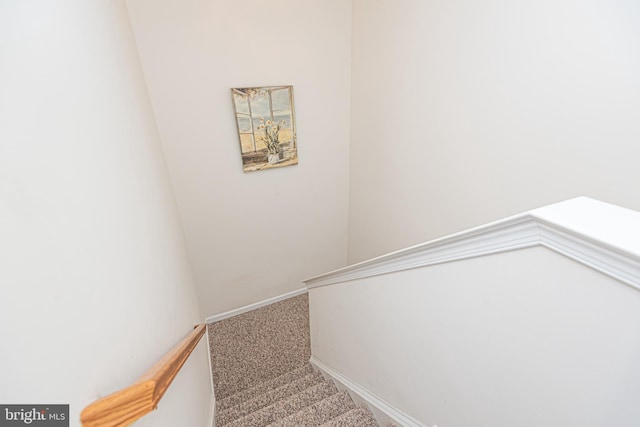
[[320, 406, 380, 427], [208, 294, 311, 400], [222, 380, 339, 427], [210, 297, 383, 427], [216, 371, 324, 426], [267, 390, 357, 427], [217, 364, 314, 411]]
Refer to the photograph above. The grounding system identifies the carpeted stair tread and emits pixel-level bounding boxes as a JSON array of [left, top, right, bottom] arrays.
[[217, 364, 314, 412], [208, 294, 311, 400], [210, 295, 382, 427], [267, 390, 357, 427], [222, 380, 339, 427], [216, 371, 325, 426], [320, 406, 380, 427]]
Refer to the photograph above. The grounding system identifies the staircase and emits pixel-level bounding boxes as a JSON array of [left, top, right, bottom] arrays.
[[207, 293, 390, 427], [214, 363, 380, 426]]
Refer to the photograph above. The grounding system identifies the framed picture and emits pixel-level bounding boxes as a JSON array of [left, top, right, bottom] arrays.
[[231, 85, 298, 172]]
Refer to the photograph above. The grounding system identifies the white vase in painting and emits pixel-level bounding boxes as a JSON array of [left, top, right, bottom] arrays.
[[267, 152, 281, 164]]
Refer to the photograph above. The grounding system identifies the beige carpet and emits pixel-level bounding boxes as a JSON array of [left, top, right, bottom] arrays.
[[207, 293, 386, 426], [208, 294, 311, 400]]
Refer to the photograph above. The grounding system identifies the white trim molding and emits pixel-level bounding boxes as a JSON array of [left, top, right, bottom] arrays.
[[310, 356, 426, 427], [205, 326, 216, 427], [205, 288, 308, 324], [208, 392, 215, 427], [304, 197, 640, 292]]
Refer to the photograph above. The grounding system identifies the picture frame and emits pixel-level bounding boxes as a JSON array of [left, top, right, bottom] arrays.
[[231, 85, 298, 172]]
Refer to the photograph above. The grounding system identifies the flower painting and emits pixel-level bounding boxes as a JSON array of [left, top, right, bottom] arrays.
[[231, 85, 298, 172]]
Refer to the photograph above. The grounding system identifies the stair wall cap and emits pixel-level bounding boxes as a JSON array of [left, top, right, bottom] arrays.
[[304, 197, 640, 293]]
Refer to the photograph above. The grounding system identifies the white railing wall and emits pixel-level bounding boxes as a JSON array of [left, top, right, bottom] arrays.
[[305, 197, 640, 427]]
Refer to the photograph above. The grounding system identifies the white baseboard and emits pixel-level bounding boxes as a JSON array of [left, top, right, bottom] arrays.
[[205, 326, 216, 427], [205, 288, 308, 324], [310, 355, 426, 427], [207, 392, 215, 427]]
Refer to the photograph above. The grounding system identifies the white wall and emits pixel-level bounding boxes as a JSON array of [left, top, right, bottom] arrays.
[[125, 0, 353, 316], [0, 2, 210, 425], [309, 246, 640, 426], [349, 0, 640, 262]]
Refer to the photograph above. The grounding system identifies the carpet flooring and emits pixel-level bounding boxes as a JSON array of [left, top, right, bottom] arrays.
[[208, 294, 387, 426]]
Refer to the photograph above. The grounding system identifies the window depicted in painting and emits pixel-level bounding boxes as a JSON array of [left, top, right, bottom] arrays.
[[231, 86, 298, 172]]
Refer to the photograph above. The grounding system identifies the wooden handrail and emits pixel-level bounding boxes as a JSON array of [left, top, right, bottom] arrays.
[[80, 323, 207, 427]]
